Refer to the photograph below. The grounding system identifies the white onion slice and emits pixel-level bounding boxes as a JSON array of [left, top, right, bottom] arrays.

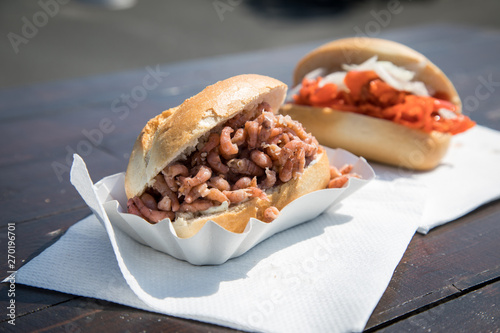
[[342, 55, 379, 72], [319, 71, 348, 91], [289, 56, 433, 102], [438, 108, 457, 119], [304, 67, 327, 80], [342, 55, 430, 96]]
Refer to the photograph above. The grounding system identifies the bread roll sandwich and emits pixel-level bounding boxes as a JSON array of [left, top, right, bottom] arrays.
[[280, 37, 475, 170], [125, 74, 335, 238]]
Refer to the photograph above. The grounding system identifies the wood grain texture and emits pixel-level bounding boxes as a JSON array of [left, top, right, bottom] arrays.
[[373, 280, 500, 332], [365, 198, 500, 330], [0, 209, 91, 317], [1, 24, 499, 332], [0, 297, 243, 333]]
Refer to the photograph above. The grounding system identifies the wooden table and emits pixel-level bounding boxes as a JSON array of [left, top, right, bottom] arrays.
[[1, 24, 499, 332]]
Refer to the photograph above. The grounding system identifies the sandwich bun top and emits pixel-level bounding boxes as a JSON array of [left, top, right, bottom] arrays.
[[125, 74, 287, 199], [292, 37, 461, 112]]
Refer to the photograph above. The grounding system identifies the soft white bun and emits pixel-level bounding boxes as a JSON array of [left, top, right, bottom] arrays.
[[282, 37, 462, 170], [125, 74, 330, 238]]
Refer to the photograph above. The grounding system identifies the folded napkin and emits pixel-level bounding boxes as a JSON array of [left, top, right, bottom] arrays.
[[8, 125, 500, 332], [372, 125, 500, 233]]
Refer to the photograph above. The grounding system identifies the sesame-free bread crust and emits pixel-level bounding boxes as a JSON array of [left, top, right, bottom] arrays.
[[125, 74, 331, 238], [281, 37, 461, 170], [125, 74, 287, 199]]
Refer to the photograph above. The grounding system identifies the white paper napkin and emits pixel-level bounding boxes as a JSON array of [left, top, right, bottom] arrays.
[[372, 125, 500, 233], [7, 125, 500, 333], [10, 179, 424, 333]]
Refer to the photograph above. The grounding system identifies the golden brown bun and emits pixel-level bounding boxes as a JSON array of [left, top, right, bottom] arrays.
[[172, 149, 330, 238], [125, 74, 330, 238], [280, 104, 450, 170], [283, 37, 461, 170], [125, 74, 287, 199]]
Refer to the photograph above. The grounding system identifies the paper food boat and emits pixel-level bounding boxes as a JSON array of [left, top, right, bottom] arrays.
[[70, 147, 375, 265]]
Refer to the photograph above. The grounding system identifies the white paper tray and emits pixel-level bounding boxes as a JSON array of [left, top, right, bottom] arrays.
[[70, 147, 375, 265]]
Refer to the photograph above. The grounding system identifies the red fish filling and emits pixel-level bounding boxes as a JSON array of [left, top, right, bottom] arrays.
[[294, 71, 475, 135]]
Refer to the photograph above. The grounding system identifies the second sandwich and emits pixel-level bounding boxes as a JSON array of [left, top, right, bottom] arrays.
[[280, 37, 475, 170]]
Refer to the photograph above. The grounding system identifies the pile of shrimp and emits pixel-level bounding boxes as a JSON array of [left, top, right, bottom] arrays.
[[127, 102, 328, 224], [328, 164, 359, 189], [294, 71, 475, 135]]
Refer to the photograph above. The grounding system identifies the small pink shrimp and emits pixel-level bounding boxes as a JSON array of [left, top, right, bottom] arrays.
[[204, 187, 229, 203], [268, 134, 282, 145], [227, 158, 264, 177], [140, 193, 157, 210], [279, 159, 293, 183], [339, 164, 354, 175], [246, 187, 269, 201], [330, 166, 342, 179], [263, 206, 280, 223], [179, 199, 214, 213], [231, 128, 247, 146], [245, 121, 259, 149], [162, 163, 189, 191], [226, 111, 253, 129], [260, 169, 277, 189], [163, 163, 189, 178], [208, 176, 231, 191], [232, 176, 257, 190], [291, 146, 306, 179], [184, 183, 207, 204], [269, 127, 283, 138], [250, 150, 273, 169], [127, 198, 146, 219], [207, 148, 229, 174], [328, 175, 349, 188], [220, 126, 239, 158], [223, 187, 268, 204], [265, 144, 281, 161], [152, 175, 180, 212], [257, 112, 275, 142], [270, 132, 294, 145], [257, 102, 272, 113], [132, 196, 174, 223], [179, 165, 212, 194], [200, 133, 220, 153], [302, 141, 318, 158], [280, 140, 303, 165], [283, 115, 310, 140]]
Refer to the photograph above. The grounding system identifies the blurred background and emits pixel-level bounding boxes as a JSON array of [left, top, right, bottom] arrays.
[[1, 0, 500, 89]]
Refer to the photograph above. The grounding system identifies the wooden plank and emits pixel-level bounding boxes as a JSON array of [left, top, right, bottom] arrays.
[[365, 199, 500, 330], [371, 279, 500, 332], [1, 24, 500, 332], [1, 24, 495, 119], [2, 25, 499, 225], [0, 297, 243, 333], [0, 149, 121, 225], [0, 209, 90, 316]]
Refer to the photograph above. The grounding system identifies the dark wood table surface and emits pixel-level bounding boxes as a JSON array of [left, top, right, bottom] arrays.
[[1, 24, 500, 332]]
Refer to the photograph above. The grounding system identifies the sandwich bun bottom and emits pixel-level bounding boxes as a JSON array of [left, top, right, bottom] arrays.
[[280, 104, 451, 171], [172, 149, 330, 238]]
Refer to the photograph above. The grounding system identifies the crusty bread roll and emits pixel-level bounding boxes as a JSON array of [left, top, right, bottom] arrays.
[[281, 37, 463, 170], [125, 74, 330, 238]]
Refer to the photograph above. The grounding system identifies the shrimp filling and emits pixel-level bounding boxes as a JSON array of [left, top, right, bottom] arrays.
[[127, 102, 322, 224]]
